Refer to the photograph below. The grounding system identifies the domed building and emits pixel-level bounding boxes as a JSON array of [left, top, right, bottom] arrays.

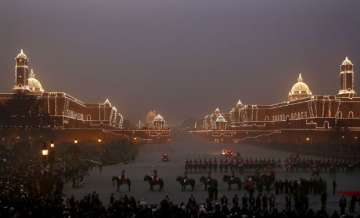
[[153, 114, 166, 129], [28, 69, 44, 93], [0, 49, 125, 130], [288, 73, 312, 101], [145, 110, 157, 128], [198, 57, 360, 147]]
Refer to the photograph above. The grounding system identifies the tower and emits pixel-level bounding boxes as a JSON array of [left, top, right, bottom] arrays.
[[338, 57, 356, 97], [13, 49, 30, 92]]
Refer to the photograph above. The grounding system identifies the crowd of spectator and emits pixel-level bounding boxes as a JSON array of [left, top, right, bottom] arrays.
[[1, 191, 360, 218]]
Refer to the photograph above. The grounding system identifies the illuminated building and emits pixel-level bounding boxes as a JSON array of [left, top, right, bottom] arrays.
[[198, 57, 360, 145], [0, 49, 124, 129], [153, 114, 166, 129]]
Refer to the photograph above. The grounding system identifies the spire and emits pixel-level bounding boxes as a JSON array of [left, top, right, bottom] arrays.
[[29, 69, 35, 78], [236, 99, 242, 106], [297, 73, 303, 82], [342, 56, 353, 66], [104, 98, 112, 106], [16, 49, 28, 60]]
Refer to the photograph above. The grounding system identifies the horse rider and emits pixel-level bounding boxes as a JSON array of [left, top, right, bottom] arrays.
[[207, 171, 212, 183], [121, 170, 127, 180], [152, 169, 159, 181], [183, 172, 188, 183]]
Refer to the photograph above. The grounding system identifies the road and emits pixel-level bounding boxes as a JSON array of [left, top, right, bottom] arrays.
[[64, 135, 360, 212]]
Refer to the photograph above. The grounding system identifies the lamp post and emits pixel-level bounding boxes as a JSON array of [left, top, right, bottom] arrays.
[[41, 143, 49, 158], [40, 143, 49, 177], [49, 141, 56, 168]]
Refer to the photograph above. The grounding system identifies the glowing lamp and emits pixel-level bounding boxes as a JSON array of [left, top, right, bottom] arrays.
[[97, 138, 102, 143], [50, 142, 55, 148], [306, 137, 310, 141], [42, 149, 49, 156], [74, 139, 78, 144]]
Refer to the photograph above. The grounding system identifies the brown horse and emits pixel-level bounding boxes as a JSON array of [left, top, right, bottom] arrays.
[[223, 175, 242, 190], [176, 176, 195, 191], [144, 175, 164, 191], [112, 176, 131, 192]]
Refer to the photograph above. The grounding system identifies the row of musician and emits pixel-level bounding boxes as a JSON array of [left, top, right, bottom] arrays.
[[184, 155, 360, 172]]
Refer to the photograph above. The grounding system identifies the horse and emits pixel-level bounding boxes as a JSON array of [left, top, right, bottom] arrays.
[[176, 176, 195, 191], [223, 175, 242, 190], [112, 176, 131, 192], [200, 176, 211, 190], [144, 175, 164, 191]]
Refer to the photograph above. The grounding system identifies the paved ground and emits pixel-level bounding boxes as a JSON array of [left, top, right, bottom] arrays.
[[64, 135, 360, 213]]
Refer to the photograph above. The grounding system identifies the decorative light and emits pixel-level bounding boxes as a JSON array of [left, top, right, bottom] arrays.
[[306, 137, 310, 141], [42, 149, 49, 156], [97, 138, 102, 143], [74, 139, 78, 144], [50, 142, 55, 148]]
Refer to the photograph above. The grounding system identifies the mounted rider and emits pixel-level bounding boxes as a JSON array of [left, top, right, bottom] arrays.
[[121, 170, 127, 180], [183, 171, 188, 183], [152, 169, 159, 181], [207, 171, 212, 183]]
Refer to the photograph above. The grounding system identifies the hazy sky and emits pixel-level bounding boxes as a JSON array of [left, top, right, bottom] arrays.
[[1, 0, 360, 125]]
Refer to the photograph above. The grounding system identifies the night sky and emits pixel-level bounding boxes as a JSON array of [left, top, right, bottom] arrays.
[[1, 0, 360, 125]]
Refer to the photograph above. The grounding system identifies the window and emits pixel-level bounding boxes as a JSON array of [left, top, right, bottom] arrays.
[[348, 111, 354, 119], [336, 111, 343, 119], [324, 121, 330, 129]]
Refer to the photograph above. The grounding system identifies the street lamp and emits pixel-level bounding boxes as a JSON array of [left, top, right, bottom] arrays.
[[41, 143, 49, 157], [42, 149, 49, 156]]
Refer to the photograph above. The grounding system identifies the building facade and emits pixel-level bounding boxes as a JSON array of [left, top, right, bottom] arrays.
[[198, 57, 360, 145], [0, 50, 124, 129]]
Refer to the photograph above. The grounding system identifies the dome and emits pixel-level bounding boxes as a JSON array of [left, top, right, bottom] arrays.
[[28, 70, 44, 93], [342, 56, 353, 66], [153, 114, 165, 122], [216, 115, 227, 123], [146, 110, 157, 124], [16, 49, 28, 60], [288, 73, 312, 101]]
